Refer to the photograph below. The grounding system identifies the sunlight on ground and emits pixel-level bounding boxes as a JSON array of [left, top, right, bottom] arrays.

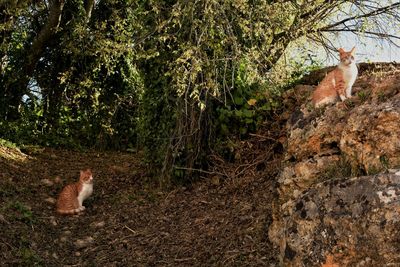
[[0, 146, 30, 163]]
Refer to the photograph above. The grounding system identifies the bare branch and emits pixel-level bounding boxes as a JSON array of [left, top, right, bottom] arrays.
[[320, 2, 400, 31], [320, 28, 400, 41]]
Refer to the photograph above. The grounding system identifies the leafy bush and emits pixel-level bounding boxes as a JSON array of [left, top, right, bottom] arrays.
[[216, 62, 279, 137]]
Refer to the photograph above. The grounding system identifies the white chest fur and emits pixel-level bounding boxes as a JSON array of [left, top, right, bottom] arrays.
[[77, 183, 93, 205], [339, 63, 358, 87], [339, 63, 358, 98]]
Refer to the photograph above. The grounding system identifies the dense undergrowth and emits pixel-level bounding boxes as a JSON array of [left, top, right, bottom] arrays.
[[3, 0, 394, 185], [1, 57, 317, 187]]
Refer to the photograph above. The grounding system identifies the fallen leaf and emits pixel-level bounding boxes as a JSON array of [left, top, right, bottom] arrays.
[[247, 98, 257, 106]]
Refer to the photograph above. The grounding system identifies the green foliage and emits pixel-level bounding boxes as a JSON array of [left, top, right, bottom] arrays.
[[0, 138, 18, 149], [1, 0, 398, 185], [286, 50, 323, 83], [357, 90, 371, 103], [377, 91, 388, 103], [18, 247, 43, 267], [216, 63, 279, 137], [379, 155, 390, 171], [132, 0, 312, 183], [0, 0, 328, 184], [7, 201, 35, 225], [318, 157, 353, 183], [1, 0, 144, 150]]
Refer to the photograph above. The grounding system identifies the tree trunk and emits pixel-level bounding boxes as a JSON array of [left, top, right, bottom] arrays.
[[24, 0, 65, 78], [4, 0, 65, 121], [84, 0, 95, 23]]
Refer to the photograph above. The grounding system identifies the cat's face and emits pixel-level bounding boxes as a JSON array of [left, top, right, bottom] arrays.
[[80, 169, 94, 184], [339, 47, 356, 66]]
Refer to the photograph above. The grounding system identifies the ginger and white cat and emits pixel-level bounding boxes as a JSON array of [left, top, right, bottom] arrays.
[[312, 47, 358, 107], [56, 169, 93, 215]]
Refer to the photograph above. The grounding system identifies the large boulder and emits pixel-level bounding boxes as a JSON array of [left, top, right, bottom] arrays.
[[340, 97, 400, 172], [270, 172, 400, 266], [269, 65, 400, 266]]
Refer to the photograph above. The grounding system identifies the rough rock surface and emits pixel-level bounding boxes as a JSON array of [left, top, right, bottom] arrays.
[[269, 64, 400, 266], [340, 98, 400, 172], [271, 172, 400, 266]]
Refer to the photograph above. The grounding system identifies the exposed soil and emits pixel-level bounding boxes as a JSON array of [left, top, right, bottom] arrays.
[[0, 129, 282, 266]]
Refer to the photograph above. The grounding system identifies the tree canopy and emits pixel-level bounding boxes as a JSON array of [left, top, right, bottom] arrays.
[[1, 0, 399, 184]]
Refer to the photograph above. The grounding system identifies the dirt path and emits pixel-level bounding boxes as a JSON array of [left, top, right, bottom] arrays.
[[0, 143, 279, 266]]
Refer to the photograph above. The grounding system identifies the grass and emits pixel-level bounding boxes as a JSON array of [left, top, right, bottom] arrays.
[[1, 201, 42, 266], [0, 138, 30, 162], [317, 153, 395, 183], [18, 247, 43, 267], [19, 145, 45, 155], [357, 90, 371, 103], [0, 138, 18, 149], [344, 98, 355, 109], [377, 91, 388, 103], [1, 201, 36, 225], [317, 156, 365, 183]]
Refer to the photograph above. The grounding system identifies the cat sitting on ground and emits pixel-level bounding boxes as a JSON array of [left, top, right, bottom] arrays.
[[312, 47, 358, 108], [56, 169, 93, 215]]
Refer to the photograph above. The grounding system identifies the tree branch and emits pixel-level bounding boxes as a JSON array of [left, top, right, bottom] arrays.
[[299, 0, 343, 20], [24, 0, 65, 77], [320, 2, 400, 31], [320, 28, 400, 40]]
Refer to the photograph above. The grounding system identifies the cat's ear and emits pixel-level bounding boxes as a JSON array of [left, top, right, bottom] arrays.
[[338, 48, 345, 54], [350, 46, 356, 55]]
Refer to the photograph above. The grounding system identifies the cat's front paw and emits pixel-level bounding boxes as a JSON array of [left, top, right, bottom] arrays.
[[339, 95, 347, 101], [78, 206, 86, 212]]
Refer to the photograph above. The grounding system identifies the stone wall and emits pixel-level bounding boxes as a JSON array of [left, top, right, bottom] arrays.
[[269, 65, 400, 266]]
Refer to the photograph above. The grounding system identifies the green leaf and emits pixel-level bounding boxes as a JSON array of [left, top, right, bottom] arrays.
[[234, 96, 244, 105], [234, 110, 243, 117], [245, 118, 253, 124], [243, 109, 253, 118], [220, 124, 229, 135]]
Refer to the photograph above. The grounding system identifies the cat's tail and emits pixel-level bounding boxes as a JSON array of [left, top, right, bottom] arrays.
[[56, 208, 81, 215]]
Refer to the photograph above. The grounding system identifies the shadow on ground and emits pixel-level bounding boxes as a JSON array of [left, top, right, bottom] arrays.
[[0, 145, 279, 266]]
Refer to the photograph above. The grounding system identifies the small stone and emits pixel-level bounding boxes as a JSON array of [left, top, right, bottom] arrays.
[[52, 252, 59, 259], [0, 214, 10, 224], [45, 197, 56, 204], [211, 176, 220, 186], [74, 237, 94, 249], [54, 176, 62, 184], [75, 252, 81, 257], [60, 236, 68, 242], [292, 189, 301, 198], [91, 221, 105, 228], [41, 179, 54, 186]]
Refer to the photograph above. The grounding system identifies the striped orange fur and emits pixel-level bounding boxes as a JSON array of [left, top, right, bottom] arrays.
[[312, 47, 358, 108], [56, 169, 93, 215]]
